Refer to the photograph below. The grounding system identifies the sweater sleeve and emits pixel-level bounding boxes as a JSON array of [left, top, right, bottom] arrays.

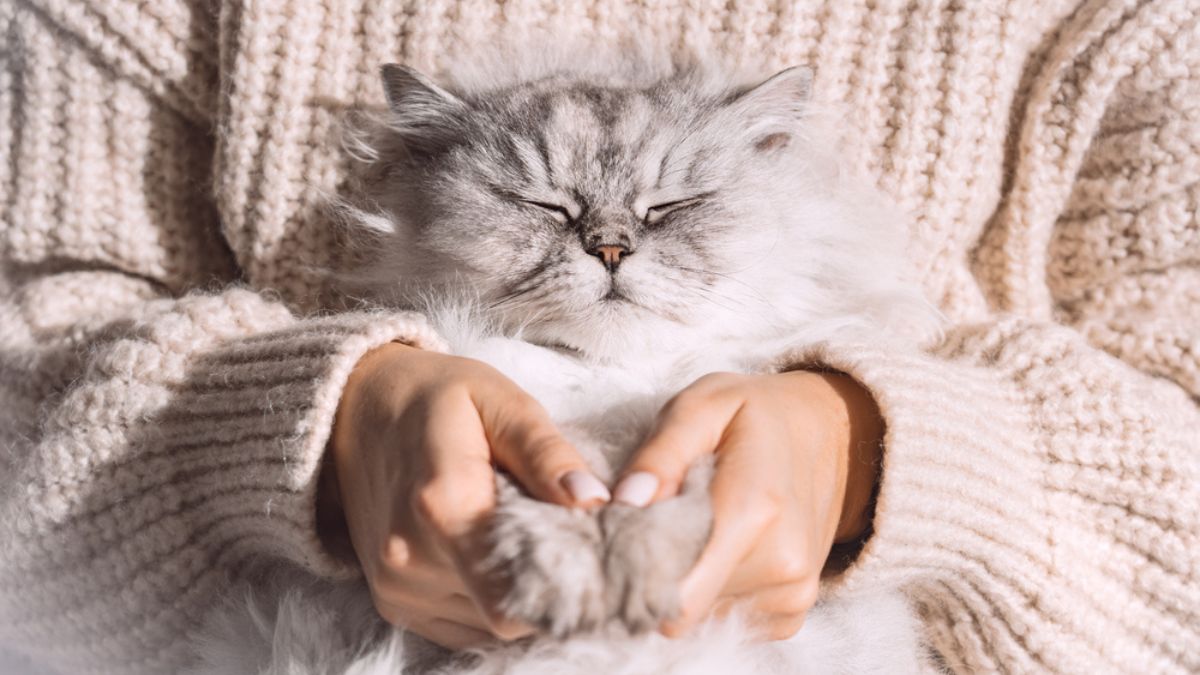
[[0, 5, 445, 673], [789, 325, 1198, 674], [0, 278, 444, 674], [795, 5, 1200, 673]]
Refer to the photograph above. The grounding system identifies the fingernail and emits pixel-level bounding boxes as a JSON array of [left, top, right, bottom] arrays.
[[560, 470, 611, 505], [613, 472, 659, 507]]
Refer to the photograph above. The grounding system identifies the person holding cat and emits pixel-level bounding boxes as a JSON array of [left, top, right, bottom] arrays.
[[2, 1, 1198, 674]]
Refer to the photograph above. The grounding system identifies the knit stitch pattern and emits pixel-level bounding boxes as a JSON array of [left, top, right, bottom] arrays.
[[1, 0, 1198, 673]]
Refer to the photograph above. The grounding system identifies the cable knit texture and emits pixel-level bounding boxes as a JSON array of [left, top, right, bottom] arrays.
[[1, 0, 1197, 673]]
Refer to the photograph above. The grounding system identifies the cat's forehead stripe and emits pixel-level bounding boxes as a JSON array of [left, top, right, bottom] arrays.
[[471, 80, 710, 208], [544, 96, 603, 185], [613, 95, 666, 190], [510, 134, 550, 186], [539, 89, 677, 196], [493, 133, 533, 183]]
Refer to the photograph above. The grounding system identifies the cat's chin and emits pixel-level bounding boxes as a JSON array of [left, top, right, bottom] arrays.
[[523, 331, 645, 363], [520, 314, 709, 364]]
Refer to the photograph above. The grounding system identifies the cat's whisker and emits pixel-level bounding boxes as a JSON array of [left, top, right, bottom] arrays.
[[678, 285, 743, 315], [673, 264, 780, 312]]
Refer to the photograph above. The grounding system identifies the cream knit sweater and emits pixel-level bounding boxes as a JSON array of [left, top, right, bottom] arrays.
[[1, 0, 1197, 673]]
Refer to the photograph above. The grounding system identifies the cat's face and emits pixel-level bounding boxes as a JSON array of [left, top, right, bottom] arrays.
[[360, 65, 897, 357]]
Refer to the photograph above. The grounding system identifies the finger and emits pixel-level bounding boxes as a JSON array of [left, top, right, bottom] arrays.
[[615, 377, 744, 506], [412, 430, 518, 632], [402, 487, 537, 642], [415, 592, 489, 627], [436, 593, 534, 641], [662, 427, 779, 636], [699, 585, 811, 642], [377, 565, 535, 644], [755, 613, 807, 642], [479, 392, 608, 508], [372, 533, 470, 590], [660, 515, 763, 637], [711, 582, 817, 625], [373, 552, 473, 606], [718, 525, 813, 598], [406, 617, 498, 650], [410, 389, 499, 542], [378, 589, 496, 631]]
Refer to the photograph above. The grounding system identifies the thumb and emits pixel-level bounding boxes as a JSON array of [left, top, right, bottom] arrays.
[[478, 392, 610, 508], [615, 382, 744, 507]]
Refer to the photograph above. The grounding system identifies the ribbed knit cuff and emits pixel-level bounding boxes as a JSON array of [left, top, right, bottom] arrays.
[[776, 339, 1057, 671], [779, 338, 1049, 587], [777, 323, 1200, 672], [2, 287, 449, 672], [185, 310, 447, 579]]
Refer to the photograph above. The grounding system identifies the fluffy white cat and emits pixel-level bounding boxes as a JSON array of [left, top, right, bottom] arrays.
[[190, 46, 940, 674]]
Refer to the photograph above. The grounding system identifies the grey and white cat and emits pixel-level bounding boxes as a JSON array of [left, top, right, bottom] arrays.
[[345, 57, 936, 634], [192, 53, 937, 674]]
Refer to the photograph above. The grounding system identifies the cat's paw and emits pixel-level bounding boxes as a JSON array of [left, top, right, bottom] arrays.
[[483, 483, 606, 638], [599, 503, 687, 631], [600, 462, 714, 632]]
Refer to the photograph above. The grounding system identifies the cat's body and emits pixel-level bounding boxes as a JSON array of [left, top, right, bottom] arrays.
[[339, 54, 938, 639], [440, 314, 726, 636], [190, 50, 938, 673]]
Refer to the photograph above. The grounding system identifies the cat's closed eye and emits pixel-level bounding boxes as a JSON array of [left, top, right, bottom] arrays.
[[520, 199, 572, 223], [644, 197, 704, 225]]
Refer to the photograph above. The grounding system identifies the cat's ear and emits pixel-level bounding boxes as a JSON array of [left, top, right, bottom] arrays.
[[738, 66, 813, 107], [728, 66, 813, 152], [380, 64, 463, 114], [379, 64, 467, 156]]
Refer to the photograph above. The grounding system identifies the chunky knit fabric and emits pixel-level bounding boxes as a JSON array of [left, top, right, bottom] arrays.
[[1, 0, 1197, 673]]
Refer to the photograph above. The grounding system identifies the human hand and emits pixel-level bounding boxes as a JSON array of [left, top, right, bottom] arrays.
[[612, 370, 883, 640], [321, 342, 610, 648]]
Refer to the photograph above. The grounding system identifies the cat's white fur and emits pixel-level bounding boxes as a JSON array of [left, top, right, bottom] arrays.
[[189, 570, 929, 675], [190, 40, 940, 674]]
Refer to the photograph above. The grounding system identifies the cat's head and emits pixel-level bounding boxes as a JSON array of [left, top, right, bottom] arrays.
[[347, 63, 933, 358]]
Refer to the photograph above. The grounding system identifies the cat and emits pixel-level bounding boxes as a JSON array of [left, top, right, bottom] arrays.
[[341, 55, 938, 635], [191, 50, 939, 674]]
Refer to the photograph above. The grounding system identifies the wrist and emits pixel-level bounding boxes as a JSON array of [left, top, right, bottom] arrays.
[[823, 373, 883, 542], [331, 341, 416, 458], [787, 370, 883, 543], [322, 340, 419, 567]]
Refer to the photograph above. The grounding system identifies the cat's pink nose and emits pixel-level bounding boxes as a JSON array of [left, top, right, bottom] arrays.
[[587, 244, 630, 272]]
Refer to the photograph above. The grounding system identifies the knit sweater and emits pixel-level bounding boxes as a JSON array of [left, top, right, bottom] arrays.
[[1, 0, 1197, 673]]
